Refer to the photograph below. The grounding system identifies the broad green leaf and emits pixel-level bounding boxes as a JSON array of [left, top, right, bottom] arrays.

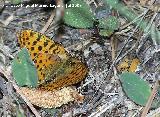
[[99, 16, 119, 30], [99, 16, 119, 36], [12, 48, 38, 88], [64, 0, 95, 28], [119, 72, 151, 106]]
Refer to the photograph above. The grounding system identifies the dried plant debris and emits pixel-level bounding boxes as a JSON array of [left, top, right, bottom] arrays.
[[19, 86, 84, 108]]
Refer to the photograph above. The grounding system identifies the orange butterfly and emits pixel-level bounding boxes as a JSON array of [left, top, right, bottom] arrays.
[[17, 30, 88, 90]]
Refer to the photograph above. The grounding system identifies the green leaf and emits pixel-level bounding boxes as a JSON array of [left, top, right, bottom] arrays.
[[99, 16, 119, 36], [12, 48, 38, 88], [99, 16, 119, 30], [119, 72, 151, 106], [64, 0, 95, 28]]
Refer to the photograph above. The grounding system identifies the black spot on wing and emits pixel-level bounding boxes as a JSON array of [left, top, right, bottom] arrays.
[[32, 41, 37, 46], [31, 47, 34, 51], [38, 46, 42, 51]]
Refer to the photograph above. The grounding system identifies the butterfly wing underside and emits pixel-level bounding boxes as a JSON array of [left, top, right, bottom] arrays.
[[17, 30, 88, 90]]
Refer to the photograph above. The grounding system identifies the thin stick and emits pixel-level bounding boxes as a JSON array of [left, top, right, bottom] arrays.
[[40, 10, 55, 34], [111, 36, 116, 61], [141, 80, 159, 117], [40, 0, 65, 34], [0, 68, 41, 117], [111, 36, 118, 78]]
